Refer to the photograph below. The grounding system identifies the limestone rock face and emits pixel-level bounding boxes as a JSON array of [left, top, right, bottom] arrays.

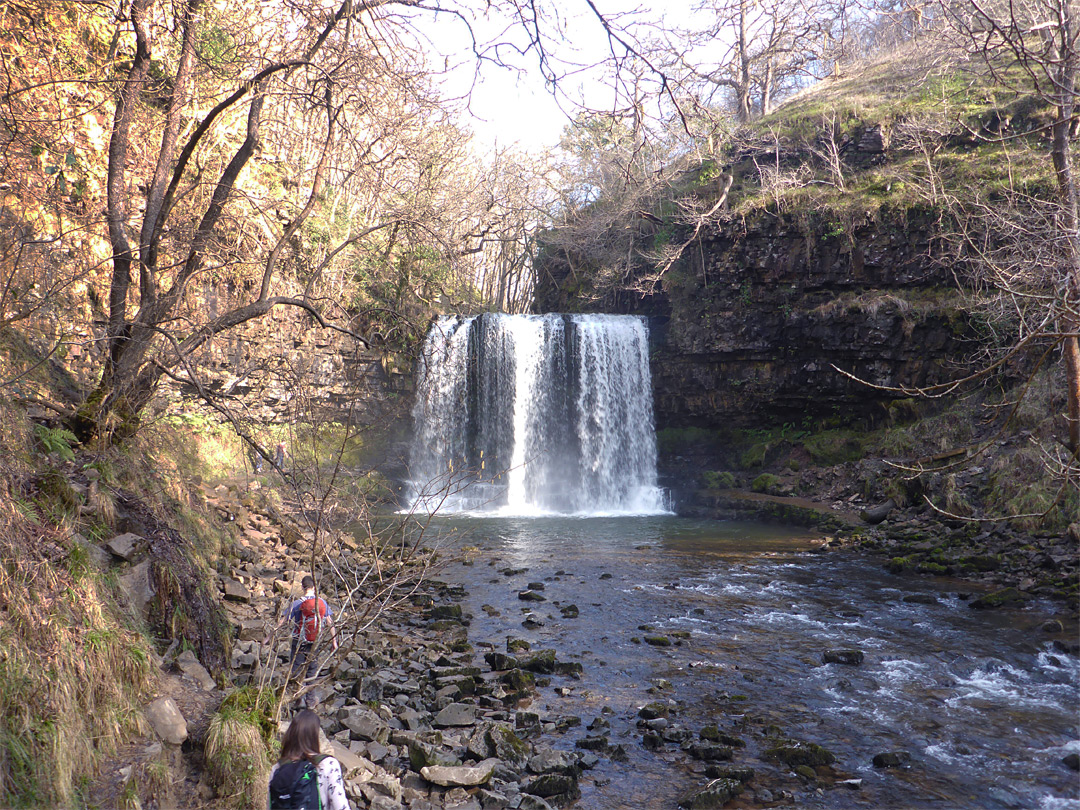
[[534, 208, 986, 440]]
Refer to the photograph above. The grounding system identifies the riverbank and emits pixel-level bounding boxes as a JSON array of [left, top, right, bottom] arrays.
[[86, 478, 1080, 810]]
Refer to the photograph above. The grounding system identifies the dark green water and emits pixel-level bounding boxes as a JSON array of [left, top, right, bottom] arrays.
[[427, 515, 1079, 810]]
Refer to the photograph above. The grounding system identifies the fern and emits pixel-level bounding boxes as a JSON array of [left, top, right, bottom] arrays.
[[33, 425, 78, 462]]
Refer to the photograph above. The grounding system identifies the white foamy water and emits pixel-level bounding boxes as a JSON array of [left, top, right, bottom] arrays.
[[405, 314, 669, 516]]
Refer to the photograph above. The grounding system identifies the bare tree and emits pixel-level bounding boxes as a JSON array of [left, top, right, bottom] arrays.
[[937, 0, 1080, 456]]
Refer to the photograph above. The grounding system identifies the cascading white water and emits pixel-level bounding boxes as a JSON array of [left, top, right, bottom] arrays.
[[405, 313, 668, 515]]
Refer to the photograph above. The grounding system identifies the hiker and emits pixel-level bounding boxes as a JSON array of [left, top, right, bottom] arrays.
[[274, 441, 286, 470], [268, 709, 352, 810], [265, 575, 338, 704]]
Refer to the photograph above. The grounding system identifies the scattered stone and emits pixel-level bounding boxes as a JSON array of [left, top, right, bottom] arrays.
[[559, 604, 579, 618], [644, 635, 672, 647], [518, 590, 547, 602]]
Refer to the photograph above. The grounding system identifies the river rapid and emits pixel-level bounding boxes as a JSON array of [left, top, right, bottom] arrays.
[[428, 514, 1079, 810]]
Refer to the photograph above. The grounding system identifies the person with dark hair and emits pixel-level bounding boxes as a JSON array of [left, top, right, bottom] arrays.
[[268, 709, 351, 810], [265, 575, 338, 707]]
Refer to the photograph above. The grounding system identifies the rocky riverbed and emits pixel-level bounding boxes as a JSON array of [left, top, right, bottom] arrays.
[[100, 479, 1079, 810]]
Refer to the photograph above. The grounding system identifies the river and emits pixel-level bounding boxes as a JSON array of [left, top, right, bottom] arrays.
[[426, 514, 1080, 810]]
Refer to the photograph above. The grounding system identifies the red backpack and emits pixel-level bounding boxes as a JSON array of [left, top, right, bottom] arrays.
[[298, 597, 326, 643]]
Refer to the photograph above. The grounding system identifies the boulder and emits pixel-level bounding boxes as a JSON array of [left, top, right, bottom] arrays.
[[176, 649, 216, 691], [873, 751, 912, 768], [420, 759, 497, 788], [222, 578, 251, 603], [823, 649, 865, 666], [860, 500, 895, 525], [522, 773, 580, 802], [434, 702, 477, 728], [146, 697, 187, 744], [71, 533, 111, 568], [328, 740, 377, 779], [105, 532, 143, 561], [764, 741, 836, 767], [117, 561, 155, 618]]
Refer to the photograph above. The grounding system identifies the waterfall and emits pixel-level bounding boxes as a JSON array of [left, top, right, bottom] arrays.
[[405, 313, 668, 516]]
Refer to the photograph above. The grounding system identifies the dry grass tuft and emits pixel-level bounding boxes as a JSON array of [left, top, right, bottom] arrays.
[[204, 714, 272, 810], [0, 498, 152, 807]]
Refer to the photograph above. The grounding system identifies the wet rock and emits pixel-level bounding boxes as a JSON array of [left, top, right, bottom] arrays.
[[763, 740, 836, 767], [146, 697, 187, 744], [1064, 753, 1079, 771], [684, 743, 733, 762], [485, 652, 519, 671], [703, 765, 754, 782], [902, 593, 939, 605], [642, 731, 663, 750], [1041, 619, 1064, 633], [520, 650, 557, 674], [521, 773, 580, 804], [526, 582, 545, 591], [527, 748, 580, 777], [970, 588, 1031, 609], [638, 701, 670, 720], [644, 635, 672, 647], [513, 795, 556, 810], [554, 661, 583, 679], [823, 649, 864, 666], [699, 726, 745, 747], [430, 604, 463, 621], [559, 605, 579, 618], [522, 614, 544, 629], [515, 711, 541, 736], [518, 590, 546, 602], [489, 724, 531, 768], [677, 777, 743, 808], [574, 735, 608, 752], [507, 638, 531, 653], [421, 759, 498, 787], [500, 668, 536, 692], [860, 500, 895, 525], [872, 751, 912, 768]]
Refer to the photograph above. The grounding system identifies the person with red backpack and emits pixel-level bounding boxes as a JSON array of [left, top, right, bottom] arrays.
[[268, 709, 351, 810], [266, 575, 338, 706]]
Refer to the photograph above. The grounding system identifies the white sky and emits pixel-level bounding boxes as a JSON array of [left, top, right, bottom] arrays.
[[415, 0, 682, 154]]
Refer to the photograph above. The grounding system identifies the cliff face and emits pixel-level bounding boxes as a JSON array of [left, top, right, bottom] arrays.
[[535, 206, 983, 433]]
